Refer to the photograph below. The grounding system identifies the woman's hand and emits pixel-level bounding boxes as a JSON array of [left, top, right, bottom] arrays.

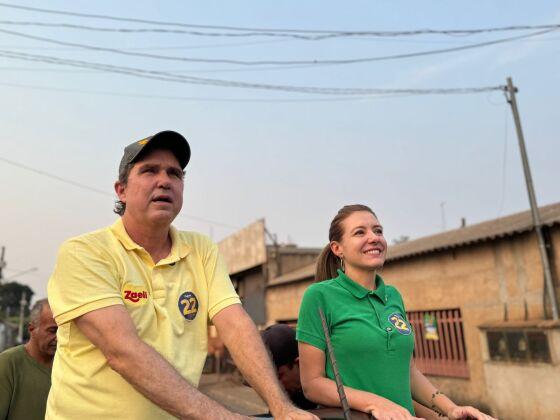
[[447, 405, 497, 420], [363, 395, 424, 420]]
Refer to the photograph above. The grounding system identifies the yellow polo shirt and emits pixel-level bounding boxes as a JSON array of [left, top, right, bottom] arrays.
[[46, 219, 240, 419]]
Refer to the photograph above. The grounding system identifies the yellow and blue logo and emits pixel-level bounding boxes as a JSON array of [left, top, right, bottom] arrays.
[[388, 312, 411, 335], [178, 291, 199, 321]]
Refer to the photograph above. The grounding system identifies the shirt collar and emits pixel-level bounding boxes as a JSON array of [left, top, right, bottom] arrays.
[[335, 269, 387, 303], [110, 218, 141, 251], [166, 225, 190, 262], [110, 219, 191, 263]]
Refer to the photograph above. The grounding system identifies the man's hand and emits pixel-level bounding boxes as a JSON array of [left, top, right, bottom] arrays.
[[447, 405, 497, 420], [272, 403, 319, 420]]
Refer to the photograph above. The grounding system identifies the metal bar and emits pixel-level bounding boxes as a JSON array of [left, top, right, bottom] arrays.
[[319, 308, 352, 420], [437, 311, 447, 375], [442, 310, 453, 375], [455, 310, 466, 362], [418, 311, 432, 374], [432, 311, 442, 368], [448, 310, 459, 364]]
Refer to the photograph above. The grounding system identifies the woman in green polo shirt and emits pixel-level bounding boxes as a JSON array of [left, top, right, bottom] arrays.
[[297, 204, 496, 420]]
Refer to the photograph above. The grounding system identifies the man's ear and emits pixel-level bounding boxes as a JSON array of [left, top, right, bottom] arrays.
[[115, 181, 126, 202], [28, 322, 36, 336], [330, 241, 343, 258], [294, 356, 300, 366]]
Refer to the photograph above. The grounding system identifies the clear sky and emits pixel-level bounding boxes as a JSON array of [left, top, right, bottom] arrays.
[[1, 1, 559, 298]]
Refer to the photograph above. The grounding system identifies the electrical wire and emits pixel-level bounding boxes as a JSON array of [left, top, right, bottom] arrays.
[[0, 27, 557, 66], [0, 20, 317, 39], [0, 81, 415, 102], [0, 49, 506, 95], [0, 156, 239, 229], [2, 267, 38, 282], [0, 39, 290, 51], [0, 19, 559, 39], [0, 156, 111, 196], [0, 3, 559, 39], [0, 63, 319, 74]]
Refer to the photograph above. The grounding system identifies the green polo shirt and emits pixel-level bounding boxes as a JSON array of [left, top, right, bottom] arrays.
[[296, 270, 414, 414]]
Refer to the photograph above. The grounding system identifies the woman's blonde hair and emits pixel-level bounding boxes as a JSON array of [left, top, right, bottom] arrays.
[[315, 204, 377, 282]]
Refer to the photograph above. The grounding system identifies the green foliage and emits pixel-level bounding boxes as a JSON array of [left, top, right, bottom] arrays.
[[0, 281, 34, 320]]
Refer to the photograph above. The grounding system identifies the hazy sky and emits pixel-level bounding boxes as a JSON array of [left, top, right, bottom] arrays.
[[1, 1, 559, 298]]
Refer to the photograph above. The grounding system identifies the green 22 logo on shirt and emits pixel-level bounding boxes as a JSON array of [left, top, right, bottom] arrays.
[[388, 312, 411, 335]]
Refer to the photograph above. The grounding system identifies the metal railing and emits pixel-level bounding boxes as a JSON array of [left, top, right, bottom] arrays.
[[408, 309, 469, 378]]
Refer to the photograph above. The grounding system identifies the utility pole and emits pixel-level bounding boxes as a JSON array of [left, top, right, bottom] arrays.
[[0, 246, 5, 285], [17, 292, 28, 344], [505, 77, 559, 320]]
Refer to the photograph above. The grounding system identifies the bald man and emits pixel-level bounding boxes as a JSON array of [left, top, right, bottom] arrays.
[[0, 299, 57, 420]]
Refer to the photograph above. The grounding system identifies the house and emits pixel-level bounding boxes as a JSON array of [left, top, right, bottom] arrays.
[[264, 203, 560, 419]]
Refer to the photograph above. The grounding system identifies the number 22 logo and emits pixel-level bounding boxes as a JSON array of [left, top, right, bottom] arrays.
[[178, 292, 199, 321]]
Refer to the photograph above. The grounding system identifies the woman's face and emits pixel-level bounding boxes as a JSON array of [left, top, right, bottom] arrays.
[[331, 211, 387, 273]]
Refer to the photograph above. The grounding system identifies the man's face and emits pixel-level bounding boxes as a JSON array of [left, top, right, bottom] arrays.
[[115, 148, 184, 226], [278, 362, 302, 395], [29, 305, 57, 357]]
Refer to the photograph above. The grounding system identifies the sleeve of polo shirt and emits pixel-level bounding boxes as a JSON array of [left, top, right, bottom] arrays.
[[48, 238, 123, 326], [296, 285, 327, 351], [202, 238, 241, 320]]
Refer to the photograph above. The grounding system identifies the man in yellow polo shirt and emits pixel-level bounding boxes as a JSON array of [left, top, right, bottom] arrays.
[[47, 131, 316, 420]]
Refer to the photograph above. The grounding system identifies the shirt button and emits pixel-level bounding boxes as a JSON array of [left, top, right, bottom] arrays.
[[386, 327, 392, 331]]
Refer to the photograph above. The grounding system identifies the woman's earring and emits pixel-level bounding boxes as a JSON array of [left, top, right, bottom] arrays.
[[339, 256, 345, 272]]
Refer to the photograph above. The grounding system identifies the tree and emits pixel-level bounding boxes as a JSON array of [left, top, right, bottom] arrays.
[[0, 281, 34, 319]]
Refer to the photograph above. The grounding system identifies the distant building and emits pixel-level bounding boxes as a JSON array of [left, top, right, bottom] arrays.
[[218, 219, 321, 325], [263, 203, 560, 420]]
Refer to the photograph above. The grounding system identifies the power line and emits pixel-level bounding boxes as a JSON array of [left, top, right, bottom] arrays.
[[3, 267, 44, 280], [1, 32, 558, 53], [0, 63, 318, 74], [0, 27, 557, 67], [2, 267, 38, 282], [0, 20, 314, 39], [0, 39, 290, 51], [0, 3, 559, 39], [0, 156, 239, 229], [0, 81, 414, 102], [0, 3, 344, 36], [0, 156, 111, 196], [0, 49, 506, 95], [0, 29, 317, 73]]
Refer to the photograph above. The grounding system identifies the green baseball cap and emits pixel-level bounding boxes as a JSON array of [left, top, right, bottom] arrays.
[[119, 130, 191, 175]]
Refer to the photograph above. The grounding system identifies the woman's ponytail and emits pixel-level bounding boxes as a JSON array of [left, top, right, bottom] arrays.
[[315, 244, 340, 283]]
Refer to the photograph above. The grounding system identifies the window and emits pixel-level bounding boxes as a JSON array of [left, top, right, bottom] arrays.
[[486, 329, 551, 363], [407, 309, 469, 378]]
